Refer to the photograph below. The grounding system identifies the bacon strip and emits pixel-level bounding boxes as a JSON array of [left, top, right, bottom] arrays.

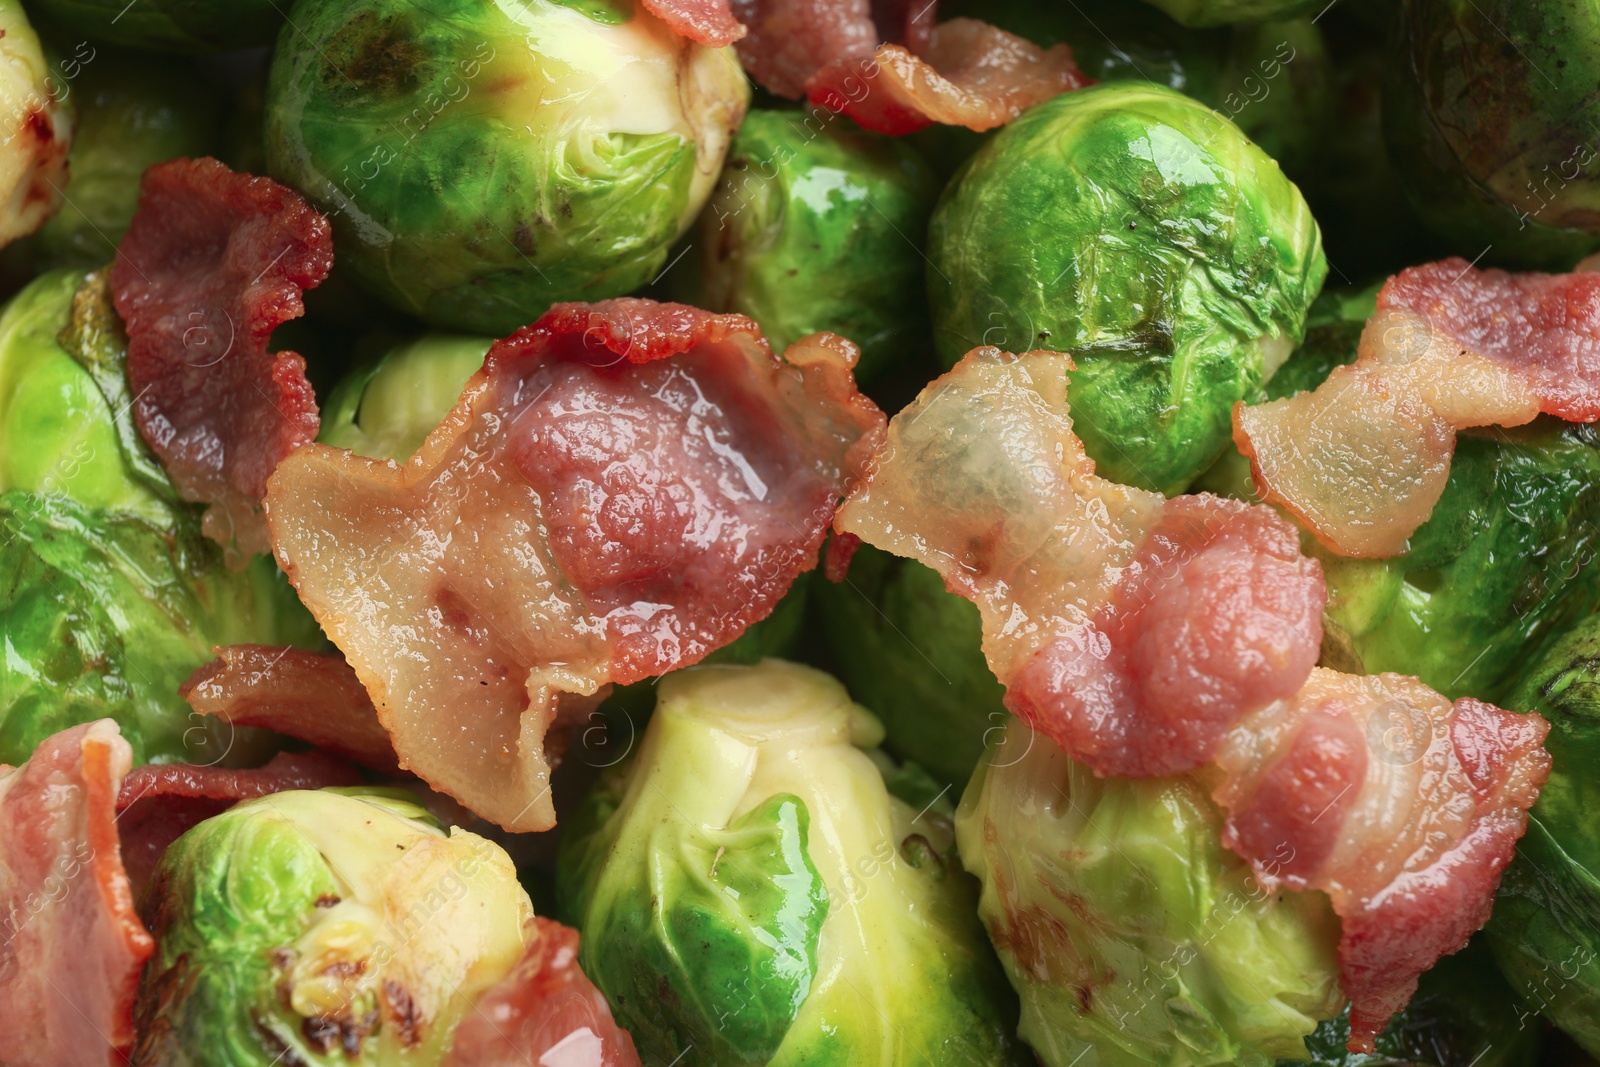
[[642, 0, 745, 46], [835, 346, 1325, 777], [1234, 259, 1600, 557], [111, 157, 333, 562], [1214, 670, 1549, 1050], [180, 645, 400, 775], [731, 1, 1085, 134], [443, 917, 642, 1067], [266, 302, 884, 832], [116, 749, 362, 895], [0, 721, 151, 1067], [834, 346, 1551, 1048]]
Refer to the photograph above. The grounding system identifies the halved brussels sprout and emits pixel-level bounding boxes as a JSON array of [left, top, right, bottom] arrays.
[[928, 82, 1325, 493], [319, 332, 491, 462], [134, 789, 534, 1065], [27, 52, 220, 270], [26, 0, 283, 53], [1384, 0, 1600, 268], [0, 0, 72, 248], [956, 718, 1344, 1067], [1486, 616, 1600, 1056], [266, 0, 749, 334], [0, 269, 320, 766], [694, 110, 939, 382], [812, 540, 1005, 787], [559, 660, 1022, 1066]]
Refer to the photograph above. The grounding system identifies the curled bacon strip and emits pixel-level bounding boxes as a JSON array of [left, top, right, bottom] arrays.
[[731, 0, 1086, 134], [0, 721, 151, 1067], [181, 645, 401, 775], [443, 917, 642, 1067], [642, 0, 745, 46], [1234, 259, 1600, 557], [835, 346, 1550, 1048], [111, 157, 333, 561], [266, 301, 884, 831]]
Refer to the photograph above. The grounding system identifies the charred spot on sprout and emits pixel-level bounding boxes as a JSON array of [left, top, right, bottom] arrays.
[[324, 10, 426, 96]]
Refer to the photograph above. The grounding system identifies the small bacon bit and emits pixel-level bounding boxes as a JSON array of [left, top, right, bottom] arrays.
[[0, 721, 152, 1067], [442, 917, 642, 1067], [266, 299, 884, 831], [732, 0, 884, 99], [111, 157, 333, 562], [1233, 257, 1600, 557], [642, 0, 745, 46], [834, 346, 1324, 776], [181, 645, 401, 775], [809, 19, 1091, 135], [1213, 670, 1550, 1052], [116, 750, 362, 895]]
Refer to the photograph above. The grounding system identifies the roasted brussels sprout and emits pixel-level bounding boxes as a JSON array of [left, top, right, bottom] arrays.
[[0, 0, 73, 248], [1385, 0, 1600, 268], [134, 788, 535, 1065], [696, 110, 939, 382], [318, 332, 490, 462], [0, 269, 319, 766], [928, 82, 1325, 493], [27, 53, 219, 269], [266, 0, 748, 334], [25, 0, 283, 54], [559, 660, 1023, 1066], [1486, 616, 1600, 1056], [812, 540, 1004, 787], [956, 717, 1344, 1067], [1139, 0, 1325, 27], [1288, 940, 1540, 1067]]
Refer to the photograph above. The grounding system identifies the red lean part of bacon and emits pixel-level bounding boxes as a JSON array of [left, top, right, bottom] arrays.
[[180, 645, 401, 775], [1214, 671, 1549, 1051], [1233, 258, 1600, 557], [265, 300, 884, 832], [442, 917, 642, 1067], [111, 157, 333, 562], [834, 346, 1551, 1048], [116, 749, 362, 896], [0, 721, 151, 1067], [731, 0, 1085, 134], [642, 0, 745, 46]]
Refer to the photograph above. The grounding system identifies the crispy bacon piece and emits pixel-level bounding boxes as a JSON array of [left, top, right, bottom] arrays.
[[116, 749, 362, 895], [643, 0, 745, 46], [809, 19, 1091, 135], [1234, 258, 1600, 557], [732, 0, 1084, 134], [1214, 669, 1550, 1051], [181, 645, 400, 775], [111, 157, 333, 562], [265, 301, 884, 831], [0, 721, 152, 1067], [834, 346, 1325, 776], [835, 347, 1551, 1046], [443, 917, 642, 1067]]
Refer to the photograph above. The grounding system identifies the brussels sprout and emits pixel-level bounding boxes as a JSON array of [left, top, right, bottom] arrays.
[[695, 110, 939, 382], [26, 53, 220, 270], [0, 269, 320, 766], [1384, 0, 1600, 269], [319, 332, 491, 461], [928, 82, 1325, 494], [559, 660, 1023, 1066], [1486, 616, 1600, 1056], [1138, 0, 1325, 27], [266, 0, 748, 335], [812, 540, 1005, 787], [0, 0, 73, 248], [135, 788, 535, 1065], [956, 718, 1343, 1067], [1286, 939, 1540, 1067], [25, 0, 283, 54]]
